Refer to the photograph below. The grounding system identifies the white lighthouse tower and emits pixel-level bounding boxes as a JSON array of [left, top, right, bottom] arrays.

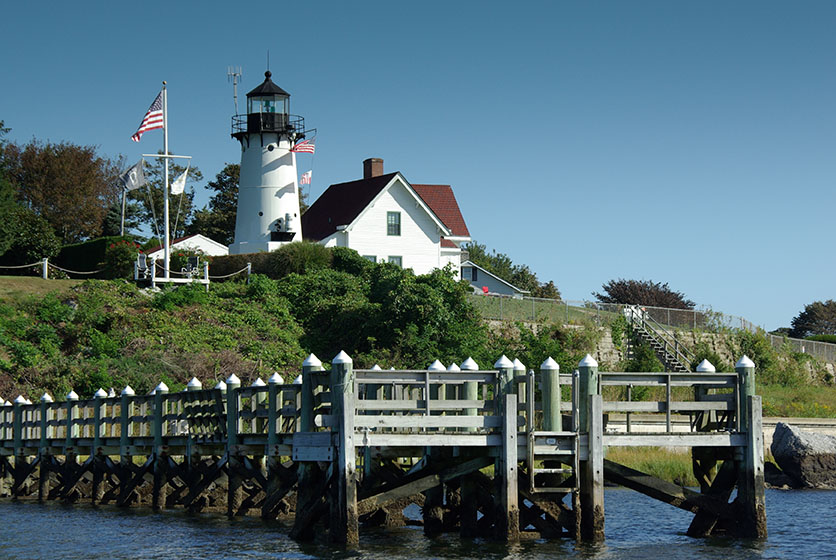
[[229, 71, 306, 254]]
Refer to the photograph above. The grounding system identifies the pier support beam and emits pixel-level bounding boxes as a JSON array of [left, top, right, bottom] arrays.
[[578, 356, 604, 542], [330, 351, 358, 546]]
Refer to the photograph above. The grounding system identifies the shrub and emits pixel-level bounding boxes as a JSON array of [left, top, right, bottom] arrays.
[[330, 246, 372, 276], [151, 283, 209, 311], [103, 239, 142, 279], [267, 241, 332, 278]]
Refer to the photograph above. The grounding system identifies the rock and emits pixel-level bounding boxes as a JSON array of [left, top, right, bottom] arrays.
[[764, 461, 796, 489], [771, 422, 836, 489]]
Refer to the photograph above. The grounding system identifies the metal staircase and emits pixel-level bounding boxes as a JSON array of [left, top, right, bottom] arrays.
[[624, 305, 695, 373]]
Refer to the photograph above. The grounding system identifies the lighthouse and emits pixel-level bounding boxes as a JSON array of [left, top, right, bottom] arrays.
[[229, 71, 306, 254]]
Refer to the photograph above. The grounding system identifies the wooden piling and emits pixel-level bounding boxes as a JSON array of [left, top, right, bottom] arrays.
[[577, 355, 604, 542], [330, 351, 358, 545]]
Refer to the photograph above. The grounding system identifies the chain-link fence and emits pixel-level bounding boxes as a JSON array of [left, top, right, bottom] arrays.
[[468, 293, 836, 363]]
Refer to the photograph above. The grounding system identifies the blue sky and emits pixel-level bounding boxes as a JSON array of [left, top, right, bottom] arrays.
[[2, 1, 835, 330]]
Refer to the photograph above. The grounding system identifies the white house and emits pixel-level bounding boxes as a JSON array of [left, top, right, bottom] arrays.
[[145, 234, 229, 259], [460, 260, 530, 298], [301, 159, 471, 277]]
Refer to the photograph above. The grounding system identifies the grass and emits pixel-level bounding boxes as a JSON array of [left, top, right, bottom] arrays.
[[759, 383, 836, 418], [0, 276, 83, 302], [605, 446, 697, 487]]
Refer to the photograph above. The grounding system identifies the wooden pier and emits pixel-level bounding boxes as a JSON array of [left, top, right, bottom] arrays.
[[0, 352, 766, 544]]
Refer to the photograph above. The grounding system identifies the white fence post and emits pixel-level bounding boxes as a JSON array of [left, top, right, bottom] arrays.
[[41, 258, 48, 279]]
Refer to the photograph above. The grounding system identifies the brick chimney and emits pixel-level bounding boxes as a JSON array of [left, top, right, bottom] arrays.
[[363, 158, 383, 179]]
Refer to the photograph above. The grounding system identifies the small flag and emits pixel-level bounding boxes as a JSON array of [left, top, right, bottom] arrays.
[[290, 137, 316, 154], [131, 91, 164, 142], [300, 170, 312, 185], [120, 161, 146, 191], [170, 165, 190, 195]]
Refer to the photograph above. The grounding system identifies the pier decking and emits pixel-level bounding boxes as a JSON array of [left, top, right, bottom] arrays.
[[0, 353, 766, 543]]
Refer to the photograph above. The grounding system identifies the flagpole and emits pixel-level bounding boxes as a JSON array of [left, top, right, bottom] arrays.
[[162, 81, 170, 279], [120, 188, 126, 236]]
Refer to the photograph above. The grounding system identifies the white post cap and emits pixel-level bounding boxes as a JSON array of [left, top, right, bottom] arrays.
[[187, 377, 203, 389], [66, 390, 79, 401], [214, 380, 227, 391], [2, 399, 10, 407], [460, 357, 479, 371], [427, 359, 446, 371], [513, 358, 526, 372], [332, 350, 353, 365], [292, 374, 303, 385], [541, 357, 559, 371], [494, 355, 513, 369], [447, 363, 461, 372], [371, 364, 382, 371], [302, 353, 322, 368], [40, 393, 54, 403], [226, 373, 241, 386], [252, 378, 266, 387], [578, 354, 599, 368], [736, 355, 755, 369], [94, 388, 108, 398], [154, 382, 169, 394], [696, 359, 716, 373], [0, 397, 5, 406], [121, 385, 136, 396], [14, 395, 27, 404], [268, 372, 283, 384]]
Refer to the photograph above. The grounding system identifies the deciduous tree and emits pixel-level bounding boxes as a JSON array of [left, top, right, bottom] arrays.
[[2, 140, 122, 243], [463, 241, 561, 300]]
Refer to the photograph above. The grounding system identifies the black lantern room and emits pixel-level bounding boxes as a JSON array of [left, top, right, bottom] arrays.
[[231, 71, 305, 141]]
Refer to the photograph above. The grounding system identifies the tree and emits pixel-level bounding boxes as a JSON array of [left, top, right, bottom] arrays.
[[594, 279, 695, 309], [128, 154, 202, 239], [2, 140, 122, 243], [463, 241, 561, 300], [188, 163, 238, 245], [0, 205, 61, 266], [789, 300, 836, 339]]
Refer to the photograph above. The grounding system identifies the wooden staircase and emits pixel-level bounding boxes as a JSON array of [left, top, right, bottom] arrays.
[[624, 306, 695, 373]]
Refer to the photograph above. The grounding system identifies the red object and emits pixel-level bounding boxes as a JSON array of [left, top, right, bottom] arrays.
[[482, 286, 489, 294]]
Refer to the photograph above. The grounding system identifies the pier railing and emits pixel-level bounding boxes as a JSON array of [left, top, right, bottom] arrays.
[[0, 352, 765, 542]]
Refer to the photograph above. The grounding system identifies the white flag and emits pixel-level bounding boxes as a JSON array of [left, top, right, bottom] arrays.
[[120, 161, 146, 191], [300, 170, 312, 185], [170, 168, 188, 195]]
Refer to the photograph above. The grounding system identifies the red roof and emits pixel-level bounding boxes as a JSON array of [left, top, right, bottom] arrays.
[[301, 173, 398, 241], [302, 174, 470, 245], [412, 184, 470, 238]]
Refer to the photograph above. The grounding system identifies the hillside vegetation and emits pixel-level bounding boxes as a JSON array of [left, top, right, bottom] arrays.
[[0, 249, 834, 418], [0, 249, 600, 400]]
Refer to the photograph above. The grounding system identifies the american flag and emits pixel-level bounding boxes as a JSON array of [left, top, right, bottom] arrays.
[[131, 92, 164, 142], [300, 170, 312, 185], [290, 137, 316, 154]]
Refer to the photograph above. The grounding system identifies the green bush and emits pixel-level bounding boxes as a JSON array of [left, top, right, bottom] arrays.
[[103, 239, 142, 279], [56, 236, 136, 276], [208, 251, 272, 280], [807, 334, 836, 344], [151, 283, 209, 311], [267, 241, 333, 278], [330, 246, 372, 276]]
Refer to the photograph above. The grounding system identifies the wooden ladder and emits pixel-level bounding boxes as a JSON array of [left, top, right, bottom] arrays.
[[527, 430, 578, 493]]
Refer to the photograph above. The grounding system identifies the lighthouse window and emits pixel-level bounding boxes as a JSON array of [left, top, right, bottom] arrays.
[[387, 212, 401, 236]]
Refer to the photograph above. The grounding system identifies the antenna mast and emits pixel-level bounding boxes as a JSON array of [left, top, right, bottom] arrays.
[[227, 66, 243, 115]]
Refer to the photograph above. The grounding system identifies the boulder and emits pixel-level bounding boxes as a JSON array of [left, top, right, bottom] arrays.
[[770, 422, 836, 489]]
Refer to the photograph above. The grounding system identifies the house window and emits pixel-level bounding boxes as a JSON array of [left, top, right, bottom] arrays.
[[388, 256, 402, 267], [387, 212, 401, 236], [363, 255, 376, 263], [471, 267, 478, 281]]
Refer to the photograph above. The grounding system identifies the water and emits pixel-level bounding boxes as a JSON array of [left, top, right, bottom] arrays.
[[0, 489, 832, 559]]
